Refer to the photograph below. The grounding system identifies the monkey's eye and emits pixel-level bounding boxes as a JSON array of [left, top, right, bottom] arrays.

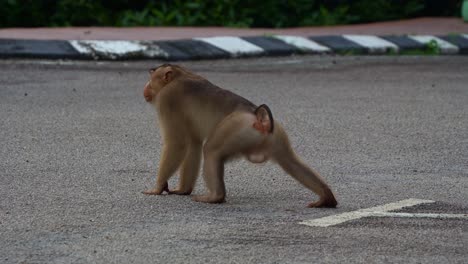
[[149, 68, 156, 74]]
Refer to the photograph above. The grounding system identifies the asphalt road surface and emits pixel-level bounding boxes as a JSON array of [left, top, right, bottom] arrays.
[[1, 56, 467, 263]]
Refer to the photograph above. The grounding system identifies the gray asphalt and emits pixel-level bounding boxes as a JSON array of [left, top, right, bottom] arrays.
[[1, 56, 467, 263]]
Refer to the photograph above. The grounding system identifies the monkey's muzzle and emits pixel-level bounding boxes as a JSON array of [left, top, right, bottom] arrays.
[[143, 82, 153, 102]]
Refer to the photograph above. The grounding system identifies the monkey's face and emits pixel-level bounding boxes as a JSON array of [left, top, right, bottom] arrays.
[[144, 65, 174, 103], [143, 67, 164, 103], [143, 81, 155, 102]]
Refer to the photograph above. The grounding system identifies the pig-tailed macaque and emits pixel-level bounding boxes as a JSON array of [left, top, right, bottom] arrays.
[[142, 64, 337, 207]]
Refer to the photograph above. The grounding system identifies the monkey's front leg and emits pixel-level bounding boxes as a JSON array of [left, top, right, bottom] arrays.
[[169, 140, 202, 195], [143, 181, 170, 195], [143, 143, 186, 195]]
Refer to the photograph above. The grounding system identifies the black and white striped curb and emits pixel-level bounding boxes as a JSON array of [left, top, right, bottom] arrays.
[[1, 34, 467, 60]]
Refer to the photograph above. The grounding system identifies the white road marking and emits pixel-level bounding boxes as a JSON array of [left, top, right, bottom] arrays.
[[463, 34, 468, 40], [195, 36, 264, 57], [408, 35, 459, 54], [274, 35, 330, 53], [70, 40, 144, 55], [371, 212, 468, 219], [299, 199, 468, 227], [69, 40, 89, 54], [358, 198, 433, 212], [69, 40, 168, 59], [343, 35, 399, 54]]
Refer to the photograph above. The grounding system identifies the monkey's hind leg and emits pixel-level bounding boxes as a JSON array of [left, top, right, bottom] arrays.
[[272, 124, 337, 208], [193, 112, 265, 204]]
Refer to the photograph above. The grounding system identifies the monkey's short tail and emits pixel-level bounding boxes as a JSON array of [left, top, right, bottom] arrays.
[[255, 104, 274, 133]]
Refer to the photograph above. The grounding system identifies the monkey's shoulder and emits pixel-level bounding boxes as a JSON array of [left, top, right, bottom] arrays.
[[176, 78, 216, 94]]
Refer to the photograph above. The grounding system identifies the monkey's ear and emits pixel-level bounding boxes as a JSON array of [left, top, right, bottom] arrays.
[[163, 68, 173, 83], [253, 104, 274, 134]]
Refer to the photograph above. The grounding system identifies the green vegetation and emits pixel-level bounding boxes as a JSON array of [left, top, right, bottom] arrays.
[[0, 0, 461, 28], [386, 40, 442, 55], [424, 39, 442, 54]]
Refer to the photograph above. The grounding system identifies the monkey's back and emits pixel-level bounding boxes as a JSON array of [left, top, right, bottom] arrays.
[[176, 77, 257, 139], [182, 77, 256, 114]]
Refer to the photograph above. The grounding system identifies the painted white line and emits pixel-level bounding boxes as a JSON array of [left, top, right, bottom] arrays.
[[138, 41, 170, 59], [69, 40, 167, 59], [70, 40, 144, 55], [195, 36, 264, 57], [409, 35, 459, 54], [359, 198, 434, 213], [462, 34, 468, 40], [300, 199, 436, 227], [274, 35, 330, 53], [300, 210, 374, 227], [372, 212, 468, 219], [69, 40, 89, 54], [343, 35, 399, 54]]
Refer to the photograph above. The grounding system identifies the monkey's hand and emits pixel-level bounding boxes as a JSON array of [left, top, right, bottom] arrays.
[[142, 182, 170, 195]]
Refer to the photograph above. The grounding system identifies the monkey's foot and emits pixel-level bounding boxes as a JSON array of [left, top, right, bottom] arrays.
[[142, 182, 170, 195], [168, 188, 193, 195], [192, 195, 225, 204], [142, 189, 164, 195], [307, 197, 338, 208]]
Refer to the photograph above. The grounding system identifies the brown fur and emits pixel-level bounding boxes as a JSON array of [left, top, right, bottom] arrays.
[[142, 64, 337, 207]]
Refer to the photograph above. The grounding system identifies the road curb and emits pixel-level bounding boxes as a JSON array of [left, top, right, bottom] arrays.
[[1, 34, 467, 60]]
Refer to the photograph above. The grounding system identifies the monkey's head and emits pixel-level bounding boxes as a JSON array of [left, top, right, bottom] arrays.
[[144, 64, 175, 102]]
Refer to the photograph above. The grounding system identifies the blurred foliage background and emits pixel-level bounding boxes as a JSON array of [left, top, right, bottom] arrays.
[[0, 0, 462, 28]]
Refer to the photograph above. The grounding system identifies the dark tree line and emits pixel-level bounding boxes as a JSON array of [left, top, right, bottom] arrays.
[[0, 0, 461, 28]]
